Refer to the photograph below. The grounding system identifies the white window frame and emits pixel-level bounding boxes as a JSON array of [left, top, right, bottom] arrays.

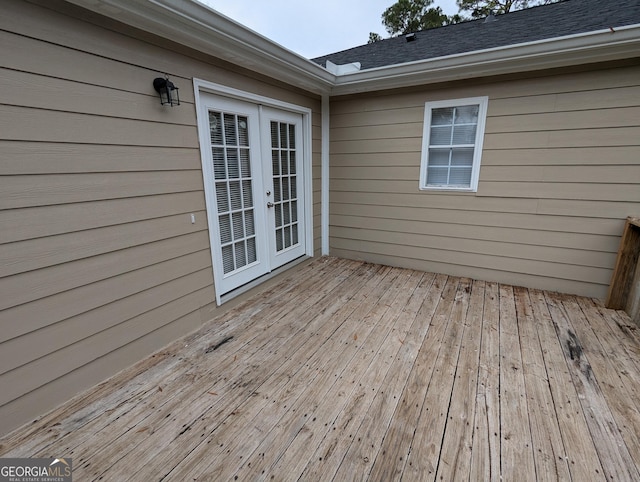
[[419, 96, 488, 192]]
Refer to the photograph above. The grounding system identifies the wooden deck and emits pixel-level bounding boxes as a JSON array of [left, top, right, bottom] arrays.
[[2, 257, 640, 481]]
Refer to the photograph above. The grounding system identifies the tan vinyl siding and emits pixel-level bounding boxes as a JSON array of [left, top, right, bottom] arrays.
[[0, 0, 321, 436], [330, 62, 640, 299]]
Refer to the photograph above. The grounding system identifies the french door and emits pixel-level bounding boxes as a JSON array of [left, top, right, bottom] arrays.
[[199, 93, 306, 297]]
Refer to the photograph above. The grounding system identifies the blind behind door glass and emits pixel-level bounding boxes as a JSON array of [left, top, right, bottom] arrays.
[[209, 111, 257, 274], [270, 121, 299, 252]]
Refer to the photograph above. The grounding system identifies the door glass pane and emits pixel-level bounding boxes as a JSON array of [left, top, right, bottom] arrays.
[[209, 110, 258, 274], [270, 120, 300, 253]]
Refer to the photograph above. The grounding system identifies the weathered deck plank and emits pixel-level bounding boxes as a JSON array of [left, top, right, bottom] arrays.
[[1, 257, 639, 482], [514, 286, 571, 481], [469, 280, 501, 482], [529, 288, 606, 481], [434, 279, 485, 481], [546, 291, 639, 481]]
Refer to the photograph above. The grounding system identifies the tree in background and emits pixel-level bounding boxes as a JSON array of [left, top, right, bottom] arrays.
[[381, 0, 451, 35], [457, 0, 560, 19], [368, 32, 384, 43], [368, 0, 561, 41]]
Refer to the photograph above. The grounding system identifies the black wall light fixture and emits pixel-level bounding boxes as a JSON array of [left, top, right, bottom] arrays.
[[153, 76, 180, 106]]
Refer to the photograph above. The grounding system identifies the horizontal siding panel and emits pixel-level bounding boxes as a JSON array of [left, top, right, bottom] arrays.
[[0, 211, 207, 278], [0, 232, 210, 311], [2, 1, 323, 109], [2, 171, 203, 209], [0, 250, 213, 343], [330, 202, 623, 235], [484, 127, 639, 149], [482, 146, 640, 166], [332, 179, 640, 202], [331, 138, 422, 154], [0, 105, 197, 147], [332, 166, 418, 181], [0, 67, 195, 125], [0, 142, 201, 174], [332, 192, 638, 221], [330, 212, 620, 252], [330, 191, 539, 214], [330, 237, 611, 286], [331, 179, 418, 194], [0, 287, 211, 407], [480, 165, 640, 183], [331, 152, 420, 167], [477, 181, 640, 202], [486, 106, 640, 133], [333, 164, 640, 184], [331, 107, 423, 128], [331, 226, 616, 269], [0, 268, 212, 375], [330, 123, 423, 142], [0, 192, 206, 244], [0, 30, 178, 103], [537, 199, 640, 218], [483, 65, 640, 99], [488, 85, 640, 116], [0, 307, 203, 437]]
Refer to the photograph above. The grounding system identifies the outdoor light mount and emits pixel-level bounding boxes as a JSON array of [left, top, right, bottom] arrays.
[[153, 76, 180, 106]]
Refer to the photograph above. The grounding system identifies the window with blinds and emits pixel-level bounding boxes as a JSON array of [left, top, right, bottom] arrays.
[[420, 96, 488, 192]]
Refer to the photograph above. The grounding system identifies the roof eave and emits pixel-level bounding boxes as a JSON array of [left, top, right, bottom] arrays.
[[64, 0, 336, 95], [331, 24, 640, 95], [59, 1, 640, 97]]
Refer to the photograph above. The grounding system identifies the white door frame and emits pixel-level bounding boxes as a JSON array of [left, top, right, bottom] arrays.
[[194, 79, 314, 305]]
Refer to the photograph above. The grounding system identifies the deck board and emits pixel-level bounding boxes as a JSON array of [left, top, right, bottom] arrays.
[[1, 257, 639, 481]]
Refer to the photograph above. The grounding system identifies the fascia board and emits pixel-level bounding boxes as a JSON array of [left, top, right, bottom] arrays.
[[331, 24, 640, 96], [65, 0, 336, 94]]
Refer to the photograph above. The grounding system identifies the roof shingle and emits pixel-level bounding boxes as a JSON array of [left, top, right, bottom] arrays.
[[312, 0, 640, 70]]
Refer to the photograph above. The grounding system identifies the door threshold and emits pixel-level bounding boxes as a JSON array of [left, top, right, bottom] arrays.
[[218, 255, 311, 305]]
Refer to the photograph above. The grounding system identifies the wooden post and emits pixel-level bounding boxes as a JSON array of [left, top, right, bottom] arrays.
[[606, 217, 640, 316]]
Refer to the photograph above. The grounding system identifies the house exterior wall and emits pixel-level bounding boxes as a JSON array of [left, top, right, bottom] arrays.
[[330, 62, 640, 299], [0, 0, 321, 437]]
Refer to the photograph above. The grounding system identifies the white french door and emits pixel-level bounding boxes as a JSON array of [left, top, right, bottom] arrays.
[[262, 107, 307, 268], [198, 93, 307, 298]]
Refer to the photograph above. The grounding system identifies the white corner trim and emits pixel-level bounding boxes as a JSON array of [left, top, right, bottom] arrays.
[[321, 94, 330, 256]]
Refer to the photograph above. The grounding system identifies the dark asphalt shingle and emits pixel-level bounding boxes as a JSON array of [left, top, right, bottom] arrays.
[[312, 0, 640, 70]]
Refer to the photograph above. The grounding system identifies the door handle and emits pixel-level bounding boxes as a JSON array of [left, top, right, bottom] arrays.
[[267, 202, 274, 208]]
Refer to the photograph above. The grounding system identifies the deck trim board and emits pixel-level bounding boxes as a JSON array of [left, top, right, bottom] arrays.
[[1, 257, 638, 481]]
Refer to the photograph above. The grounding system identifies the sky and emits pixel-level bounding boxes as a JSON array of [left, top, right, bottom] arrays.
[[195, 1, 460, 59]]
